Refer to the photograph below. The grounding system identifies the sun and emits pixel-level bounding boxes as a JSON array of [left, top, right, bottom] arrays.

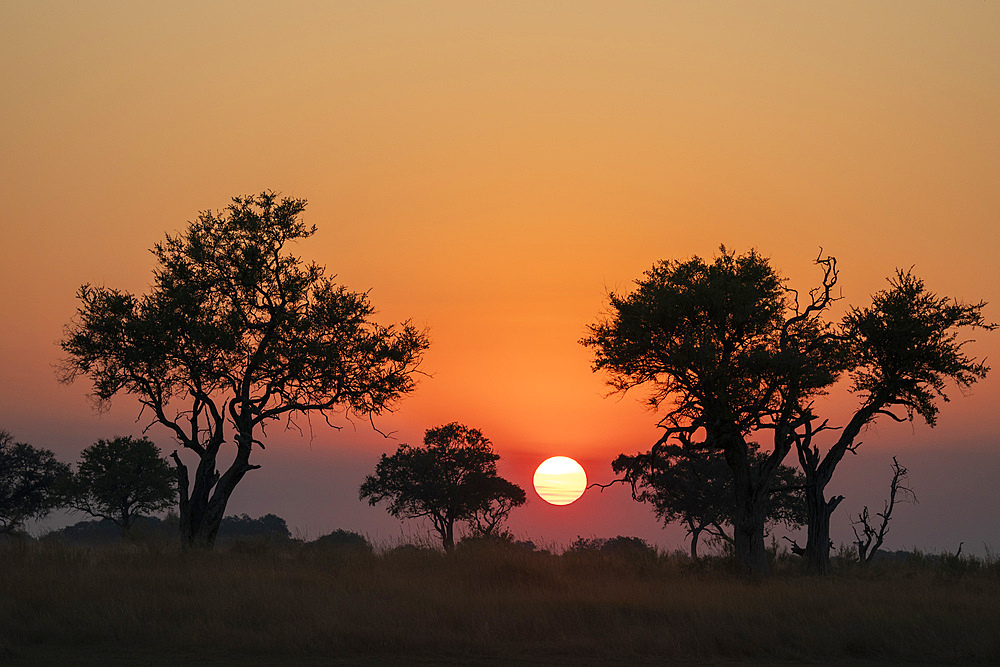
[[532, 456, 587, 506]]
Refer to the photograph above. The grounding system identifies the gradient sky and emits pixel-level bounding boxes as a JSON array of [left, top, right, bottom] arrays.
[[2, 2, 998, 553]]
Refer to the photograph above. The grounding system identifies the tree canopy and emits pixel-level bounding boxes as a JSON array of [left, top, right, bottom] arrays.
[[613, 441, 806, 558], [60, 191, 429, 547], [0, 430, 70, 535], [65, 436, 176, 536], [360, 423, 526, 550]]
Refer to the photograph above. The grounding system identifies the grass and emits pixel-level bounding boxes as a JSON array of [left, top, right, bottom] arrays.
[[2, 539, 998, 665]]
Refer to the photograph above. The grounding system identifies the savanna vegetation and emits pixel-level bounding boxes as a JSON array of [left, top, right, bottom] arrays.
[[2, 535, 999, 665], [2, 195, 997, 662]]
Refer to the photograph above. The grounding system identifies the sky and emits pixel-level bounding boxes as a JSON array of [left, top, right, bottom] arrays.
[[2, 1, 998, 554]]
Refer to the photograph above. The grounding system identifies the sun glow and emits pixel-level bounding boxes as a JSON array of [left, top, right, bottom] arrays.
[[532, 456, 587, 506]]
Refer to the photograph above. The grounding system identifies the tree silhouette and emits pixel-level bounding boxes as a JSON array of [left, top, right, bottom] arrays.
[[851, 457, 915, 566], [583, 247, 843, 576], [583, 247, 992, 576], [311, 528, 373, 553], [0, 429, 70, 535], [613, 442, 806, 558], [360, 423, 526, 550], [60, 192, 429, 547], [65, 436, 176, 537], [792, 270, 991, 573], [217, 513, 291, 542]]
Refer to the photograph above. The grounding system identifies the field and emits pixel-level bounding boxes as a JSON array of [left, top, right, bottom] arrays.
[[2, 539, 998, 665]]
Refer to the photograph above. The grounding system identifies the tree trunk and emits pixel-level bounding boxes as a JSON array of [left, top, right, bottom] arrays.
[[119, 502, 131, 538], [179, 451, 223, 548], [797, 403, 879, 574], [732, 495, 768, 576], [730, 458, 769, 577], [803, 479, 842, 574], [172, 426, 257, 549], [443, 519, 455, 551], [689, 523, 704, 559]]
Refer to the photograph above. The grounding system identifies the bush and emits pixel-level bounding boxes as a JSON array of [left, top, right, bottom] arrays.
[[42, 516, 175, 546], [311, 529, 373, 553], [216, 513, 291, 543], [566, 535, 658, 561], [456, 532, 540, 554]]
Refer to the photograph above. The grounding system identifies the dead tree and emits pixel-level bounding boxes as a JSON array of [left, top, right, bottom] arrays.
[[852, 457, 916, 565]]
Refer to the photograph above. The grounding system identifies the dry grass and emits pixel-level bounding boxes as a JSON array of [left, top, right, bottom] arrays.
[[1, 539, 998, 665]]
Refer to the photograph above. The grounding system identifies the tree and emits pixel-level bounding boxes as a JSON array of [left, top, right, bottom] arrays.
[[612, 441, 806, 558], [851, 457, 915, 566], [65, 436, 176, 537], [582, 247, 843, 576], [583, 248, 992, 576], [0, 430, 70, 535], [792, 269, 990, 573], [60, 192, 429, 548], [359, 423, 526, 550]]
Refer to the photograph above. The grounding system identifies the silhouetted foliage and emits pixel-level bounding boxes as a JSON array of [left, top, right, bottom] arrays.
[[60, 192, 429, 548], [566, 536, 658, 561], [456, 533, 540, 554], [360, 423, 526, 550], [583, 247, 993, 576], [583, 247, 843, 576], [614, 441, 806, 558], [217, 513, 291, 542], [41, 516, 176, 546], [311, 529, 372, 553], [0, 429, 70, 535], [64, 436, 176, 537], [794, 269, 993, 572]]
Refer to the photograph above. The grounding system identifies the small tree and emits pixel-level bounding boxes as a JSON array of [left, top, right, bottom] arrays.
[[359, 423, 526, 550], [613, 442, 806, 558], [66, 436, 176, 537], [60, 192, 429, 547], [851, 457, 916, 566], [0, 430, 70, 535]]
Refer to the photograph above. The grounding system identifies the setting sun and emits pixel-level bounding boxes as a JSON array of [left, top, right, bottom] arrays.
[[533, 456, 587, 506]]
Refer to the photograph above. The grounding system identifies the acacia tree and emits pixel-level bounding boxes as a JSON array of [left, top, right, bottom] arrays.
[[65, 436, 176, 537], [0, 429, 70, 535], [791, 270, 991, 573], [359, 423, 526, 550], [61, 192, 429, 547], [613, 442, 806, 558], [583, 247, 843, 576], [584, 248, 992, 577]]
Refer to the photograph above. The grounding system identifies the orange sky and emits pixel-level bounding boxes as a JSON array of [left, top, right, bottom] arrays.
[[2, 2, 998, 552]]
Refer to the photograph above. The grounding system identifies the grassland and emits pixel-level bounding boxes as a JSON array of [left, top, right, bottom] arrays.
[[2, 539, 998, 665]]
